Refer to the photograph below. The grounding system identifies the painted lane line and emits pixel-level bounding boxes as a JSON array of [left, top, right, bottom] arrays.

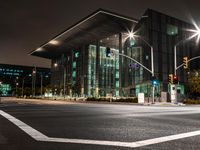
[[43, 130, 200, 148], [0, 110, 48, 140], [1, 110, 200, 148]]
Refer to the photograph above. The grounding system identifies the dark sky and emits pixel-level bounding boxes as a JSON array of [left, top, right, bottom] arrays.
[[1, 0, 200, 68]]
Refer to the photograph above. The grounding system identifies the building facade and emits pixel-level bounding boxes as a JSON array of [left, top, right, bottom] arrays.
[[31, 9, 200, 98], [0, 64, 51, 96]]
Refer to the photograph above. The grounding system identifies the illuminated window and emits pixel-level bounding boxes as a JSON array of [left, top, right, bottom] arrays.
[[167, 24, 178, 35], [129, 38, 135, 47], [75, 52, 79, 58], [72, 71, 76, 78], [116, 81, 119, 87], [116, 71, 119, 78], [72, 62, 76, 68]]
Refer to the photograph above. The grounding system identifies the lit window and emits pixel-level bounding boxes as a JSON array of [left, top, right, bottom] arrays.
[[72, 71, 76, 78], [129, 38, 135, 47], [116, 71, 119, 78], [167, 24, 178, 35], [75, 52, 79, 58], [116, 81, 119, 87], [72, 62, 76, 68]]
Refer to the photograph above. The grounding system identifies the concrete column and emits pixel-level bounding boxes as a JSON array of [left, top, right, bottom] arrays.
[[119, 33, 122, 97], [96, 41, 100, 97]]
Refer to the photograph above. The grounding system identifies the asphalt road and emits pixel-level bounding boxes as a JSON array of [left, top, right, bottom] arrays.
[[0, 98, 200, 150]]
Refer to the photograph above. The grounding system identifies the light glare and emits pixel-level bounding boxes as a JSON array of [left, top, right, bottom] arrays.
[[186, 21, 200, 44], [128, 32, 134, 38], [54, 63, 58, 67], [49, 40, 59, 45], [36, 47, 43, 51]]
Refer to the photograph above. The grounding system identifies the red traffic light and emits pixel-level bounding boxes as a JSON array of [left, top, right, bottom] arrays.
[[173, 75, 178, 84]]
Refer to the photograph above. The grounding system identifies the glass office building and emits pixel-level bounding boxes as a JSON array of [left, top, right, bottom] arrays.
[[31, 9, 200, 97], [0, 64, 51, 96]]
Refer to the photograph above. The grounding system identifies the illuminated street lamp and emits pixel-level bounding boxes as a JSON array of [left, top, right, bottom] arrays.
[[174, 27, 200, 75], [32, 66, 36, 97], [173, 25, 200, 103], [128, 31, 155, 104], [54, 63, 66, 99], [54, 63, 58, 67]]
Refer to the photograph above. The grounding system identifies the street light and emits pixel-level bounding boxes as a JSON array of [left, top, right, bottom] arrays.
[[32, 66, 36, 97], [54, 63, 58, 67], [128, 31, 155, 104], [54, 62, 66, 99], [40, 74, 43, 98], [174, 23, 200, 75], [22, 76, 26, 97], [173, 26, 200, 103]]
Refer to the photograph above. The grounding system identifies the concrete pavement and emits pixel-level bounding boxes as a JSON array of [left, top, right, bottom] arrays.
[[1, 97, 200, 150]]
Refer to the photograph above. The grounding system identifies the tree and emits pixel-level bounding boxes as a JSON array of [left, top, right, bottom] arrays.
[[188, 69, 200, 97]]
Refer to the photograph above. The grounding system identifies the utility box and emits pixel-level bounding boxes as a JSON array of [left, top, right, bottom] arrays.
[[170, 84, 177, 103], [138, 93, 145, 104]]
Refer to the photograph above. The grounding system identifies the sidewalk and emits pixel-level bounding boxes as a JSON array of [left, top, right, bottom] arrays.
[[0, 97, 186, 107], [0, 97, 142, 106], [0, 97, 74, 105]]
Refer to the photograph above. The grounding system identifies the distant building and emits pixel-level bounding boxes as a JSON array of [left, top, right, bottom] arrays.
[[0, 64, 51, 96], [30, 9, 200, 97]]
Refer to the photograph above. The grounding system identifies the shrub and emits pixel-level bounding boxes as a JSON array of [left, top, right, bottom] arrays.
[[183, 99, 200, 104], [114, 97, 138, 103], [85, 97, 138, 103]]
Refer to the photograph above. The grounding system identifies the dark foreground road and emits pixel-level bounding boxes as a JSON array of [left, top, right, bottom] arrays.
[[0, 98, 200, 150]]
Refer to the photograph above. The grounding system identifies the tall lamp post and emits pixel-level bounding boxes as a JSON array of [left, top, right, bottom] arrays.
[[54, 63, 66, 99], [128, 33, 155, 103], [15, 76, 19, 97], [32, 66, 36, 97], [173, 28, 200, 103], [22, 74, 32, 97]]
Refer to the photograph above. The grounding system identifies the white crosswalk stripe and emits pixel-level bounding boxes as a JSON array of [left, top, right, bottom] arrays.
[[1, 109, 200, 148]]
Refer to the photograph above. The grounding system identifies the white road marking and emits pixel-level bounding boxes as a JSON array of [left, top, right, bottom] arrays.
[[1, 109, 200, 148], [0, 110, 48, 141]]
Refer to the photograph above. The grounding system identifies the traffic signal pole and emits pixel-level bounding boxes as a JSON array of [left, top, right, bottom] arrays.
[[174, 45, 177, 76], [172, 28, 200, 103], [174, 45, 178, 103], [151, 46, 155, 104], [174, 41, 199, 103], [111, 45, 155, 104], [176, 55, 200, 70]]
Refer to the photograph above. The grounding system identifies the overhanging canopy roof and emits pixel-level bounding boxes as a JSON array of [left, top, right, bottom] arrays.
[[30, 9, 138, 59]]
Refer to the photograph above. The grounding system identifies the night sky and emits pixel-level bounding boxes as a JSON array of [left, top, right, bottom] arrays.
[[1, 0, 200, 68]]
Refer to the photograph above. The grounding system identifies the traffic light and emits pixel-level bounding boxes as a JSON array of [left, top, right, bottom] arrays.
[[168, 74, 173, 84], [173, 75, 178, 84], [151, 76, 158, 86], [106, 47, 111, 57], [183, 57, 188, 69]]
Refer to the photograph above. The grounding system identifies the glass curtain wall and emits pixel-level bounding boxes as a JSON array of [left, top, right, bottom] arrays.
[[87, 45, 97, 97], [121, 33, 144, 96], [87, 34, 120, 97], [99, 34, 120, 97]]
